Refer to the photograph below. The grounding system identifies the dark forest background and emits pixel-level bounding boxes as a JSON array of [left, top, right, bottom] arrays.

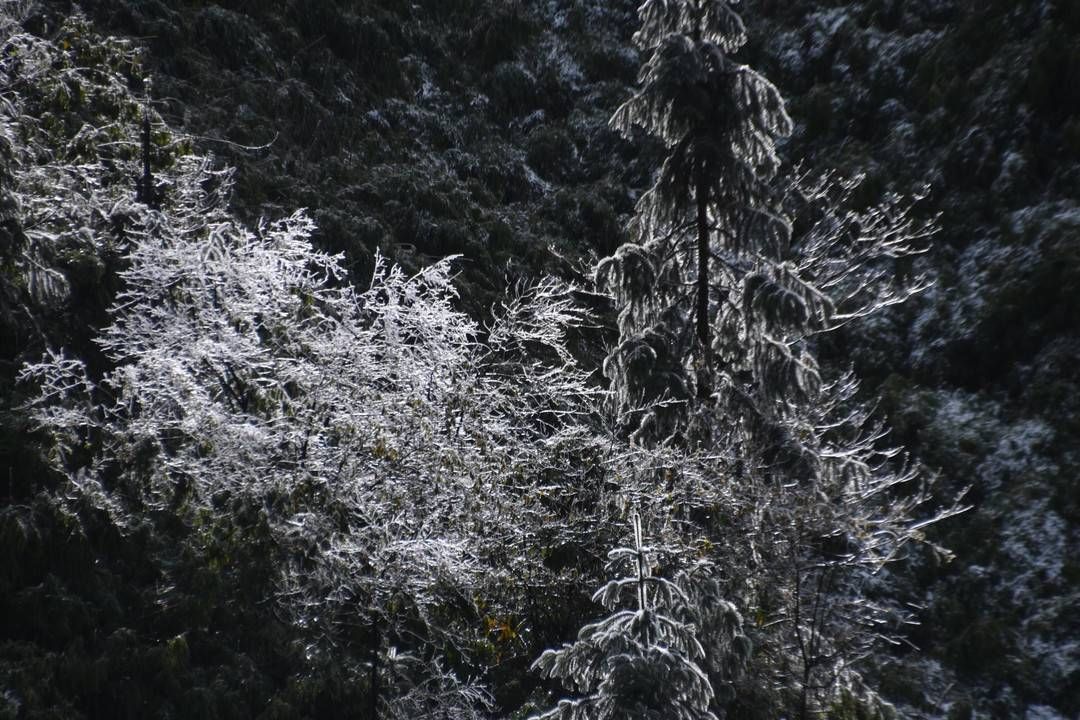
[[1, 1, 1077, 718]]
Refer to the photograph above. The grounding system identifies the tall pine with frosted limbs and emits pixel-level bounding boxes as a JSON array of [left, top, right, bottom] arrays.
[[599, 0, 792, 444], [597, 1, 960, 718]]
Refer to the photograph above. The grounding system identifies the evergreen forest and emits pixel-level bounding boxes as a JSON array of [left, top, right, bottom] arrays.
[[1, 1, 1078, 719]]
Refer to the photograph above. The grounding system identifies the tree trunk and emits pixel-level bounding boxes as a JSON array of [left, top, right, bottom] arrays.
[[633, 513, 650, 647], [136, 104, 155, 208], [369, 624, 380, 720], [695, 171, 711, 399]]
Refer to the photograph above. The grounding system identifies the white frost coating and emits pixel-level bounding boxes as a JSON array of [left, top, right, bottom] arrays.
[[979, 418, 1056, 490], [589, 2, 953, 717], [1025, 704, 1069, 720], [541, 35, 585, 88], [804, 7, 853, 62], [992, 150, 1027, 194], [927, 389, 997, 444], [1001, 500, 1065, 589], [19, 148, 598, 716]]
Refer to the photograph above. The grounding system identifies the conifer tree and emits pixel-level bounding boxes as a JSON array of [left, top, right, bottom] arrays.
[[531, 513, 718, 720], [599, 0, 792, 442], [600, 1, 929, 457], [595, 2, 953, 718]]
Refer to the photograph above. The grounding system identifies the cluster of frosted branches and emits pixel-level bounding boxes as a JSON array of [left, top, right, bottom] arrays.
[[9, 5, 963, 719], [582, 1, 961, 717], [0, 16, 146, 309], [531, 514, 723, 720], [18, 146, 600, 712]]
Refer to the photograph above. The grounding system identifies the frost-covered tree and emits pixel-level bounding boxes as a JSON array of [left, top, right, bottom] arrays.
[[594, 1, 958, 718], [18, 147, 599, 717], [598, 1, 928, 448], [599, 0, 792, 440], [531, 513, 718, 720]]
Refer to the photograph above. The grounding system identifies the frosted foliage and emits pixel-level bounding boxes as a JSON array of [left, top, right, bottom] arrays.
[[1025, 705, 1069, 720], [0, 19, 151, 310], [532, 515, 719, 720], [19, 156, 598, 713], [634, 0, 747, 53], [598, 0, 931, 447], [380, 654, 493, 720], [687, 371, 964, 718], [8, 5, 961, 718], [610, 0, 791, 265], [586, 1, 956, 716]]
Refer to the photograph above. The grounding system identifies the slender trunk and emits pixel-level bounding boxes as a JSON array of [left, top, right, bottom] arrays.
[[369, 624, 380, 720], [137, 98, 156, 209], [695, 175, 709, 347], [795, 572, 810, 720], [695, 170, 711, 399], [633, 513, 649, 647]]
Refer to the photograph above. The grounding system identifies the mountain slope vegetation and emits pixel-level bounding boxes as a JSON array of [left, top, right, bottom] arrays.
[[2, 1, 1078, 718]]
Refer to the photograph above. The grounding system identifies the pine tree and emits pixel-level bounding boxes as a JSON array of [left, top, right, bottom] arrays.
[[596, 2, 955, 718], [531, 513, 718, 720], [599, 0, 792, 443], [600, 2, 931, 458]]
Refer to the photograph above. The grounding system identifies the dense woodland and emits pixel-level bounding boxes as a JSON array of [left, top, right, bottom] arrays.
[[1, 1, 1078, 719]]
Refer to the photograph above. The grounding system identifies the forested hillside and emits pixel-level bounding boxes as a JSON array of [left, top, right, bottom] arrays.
[[1, 1, 1077, 719], [745, 3, 1080, 717]]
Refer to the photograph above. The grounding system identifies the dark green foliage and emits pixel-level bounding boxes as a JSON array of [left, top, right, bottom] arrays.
[[0, 491, 363, 720], [469, 4, 537, 69], [1026, 26, 1080, 119], [740, 3, 1080, 714], [4, 0, 1080, 718], [526, 126, 578, 183], [70, 0, 647, 302]]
